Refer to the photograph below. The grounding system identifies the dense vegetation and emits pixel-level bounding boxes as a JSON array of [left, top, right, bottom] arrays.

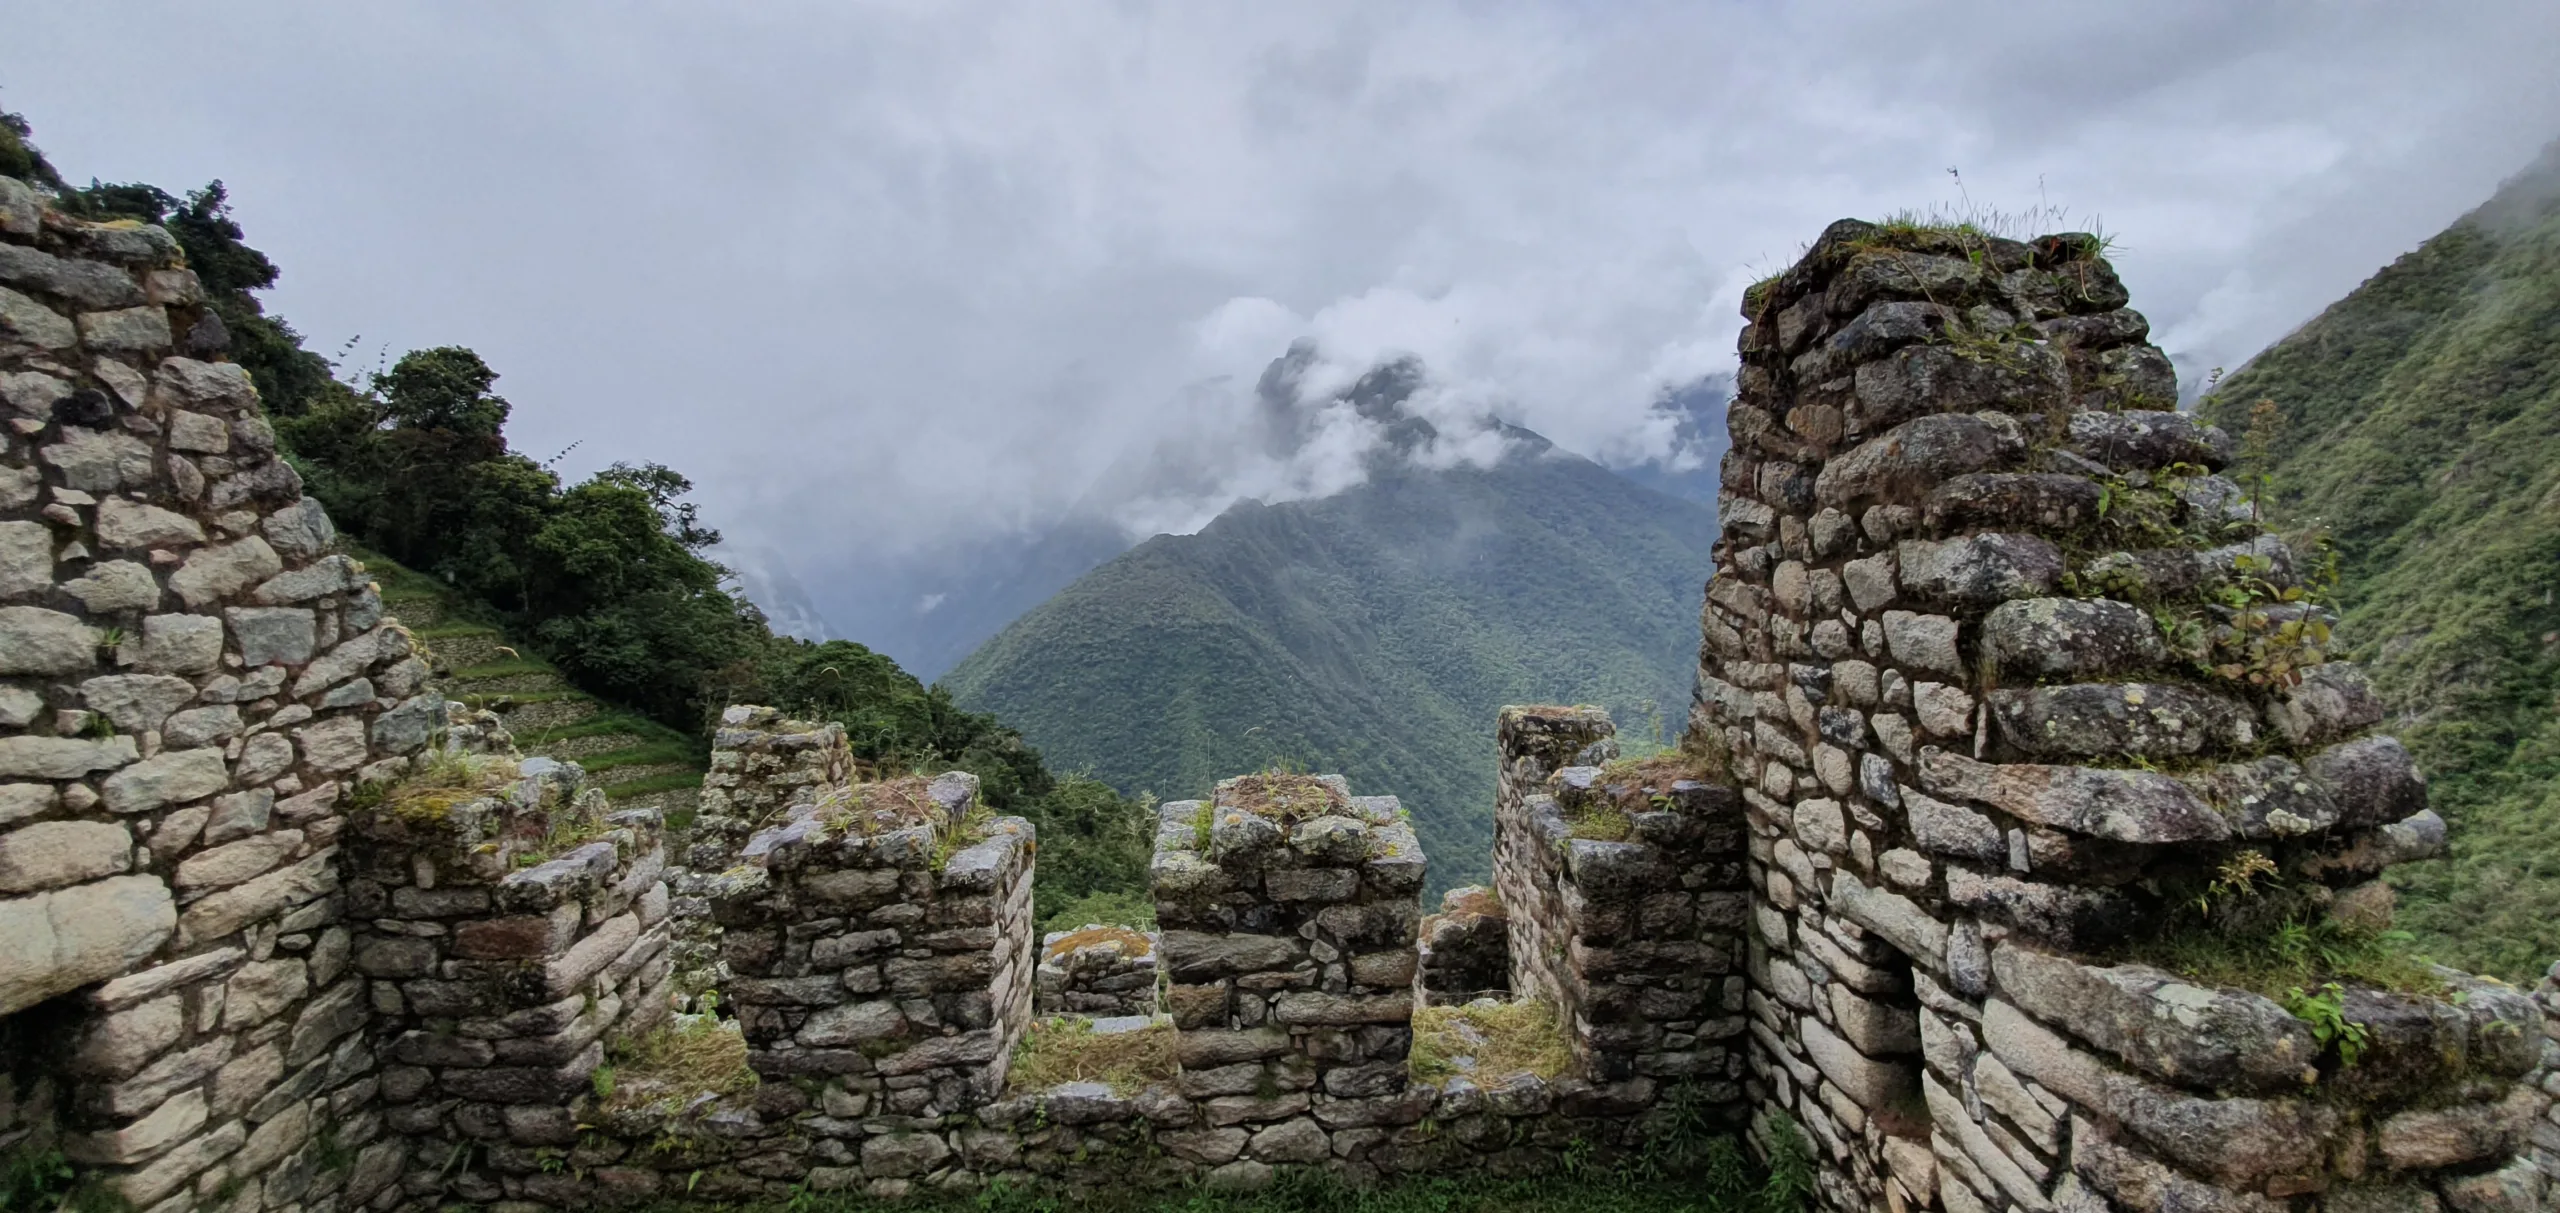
[[1, 108, 1152, 929], [2200, 141, 2560, 980], [945, 438, 1718, 892]]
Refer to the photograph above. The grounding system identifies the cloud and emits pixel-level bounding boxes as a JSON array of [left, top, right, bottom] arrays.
[[6, 0, 2558, 633]]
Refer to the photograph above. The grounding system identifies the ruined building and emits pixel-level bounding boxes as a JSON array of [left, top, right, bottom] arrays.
[[0, 172, 2552, 1212]]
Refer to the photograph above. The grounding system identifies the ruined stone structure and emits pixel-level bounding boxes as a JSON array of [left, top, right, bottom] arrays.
[[1414, 887, 1508, 1007], [4, 170, 2554, 1213], [0, 176, 443, 1211], [1701, 219, 2550, 1213], [346, 754, 675, 1207], [1492, 706, 1752, 1093], [1034, 926, 1158, 1018]]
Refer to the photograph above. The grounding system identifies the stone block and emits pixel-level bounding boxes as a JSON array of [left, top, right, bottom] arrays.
[[0, 820, 132, 893], [0, 874, 176, 1015]]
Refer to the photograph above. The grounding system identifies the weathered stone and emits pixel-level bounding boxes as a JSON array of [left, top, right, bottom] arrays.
[[0, 734, 136, 779], [1897, 533, 2064, 609], [175, 830, 302, 890], [2066, 410, 2235, 471], [1830, 871, 1948, 966], [1922, 750, 2227, 843], [0, 604, 97, 674], [61, 560, 160, 612], [261, 499, 337, 560], [1925, 472, 2104, 533], [0, 874, 177, 1016], [225, 606, 316, 667], [860, 1131, 952, 1178], [67, 993, 184, 1079], [1945, 869, 2130, 946], [178, 852, 334, 945], [0, 286, 74, 348], [1980, 597, 2164, 680], [1248, 1117, 1331, 1163], [1989, 682, 2255, 758], [1851, 342, 2066, 431], [0, 520, 49, 598], [2306, 735, 2428, 829], [295, 714, 369, 772], [42, 427, 156, 492], [95, 497, 205, 549], [2178, 756, 2340, 839], [168, 537, 282, 608], [1883, 610, 1962, 675], [2263, 662, 2386, 748], [0, 820, 132, 894], [2375, 1086, 2537, 1170], [1988, 944, 2318, 1092], [79, 673, 196, 732], [1800, 1016, 1916, 1110], [1816, 413, 2025, 509], [101, 747, 229, 814], [163, 705, 243, 750], [120, 612, 223, 674]]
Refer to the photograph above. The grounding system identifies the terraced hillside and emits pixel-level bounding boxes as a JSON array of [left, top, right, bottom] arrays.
[[361, 547, 709, 819]]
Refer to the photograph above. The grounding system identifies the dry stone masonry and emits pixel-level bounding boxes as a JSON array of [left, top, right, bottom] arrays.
[[1490, 707, 1752, 1104], [346, 751, 674, 1207], [1034, 925, 1159, 1017], [0, 176, 439, 1212], [1701, 219, 2550, 1213], [1150, 775, 1427, 1133], [716, 771, 1036, 1118], [6, 167, 2554, 1213]]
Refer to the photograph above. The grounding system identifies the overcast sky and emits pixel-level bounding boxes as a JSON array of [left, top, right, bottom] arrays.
[[9, 2, 2560, 622]]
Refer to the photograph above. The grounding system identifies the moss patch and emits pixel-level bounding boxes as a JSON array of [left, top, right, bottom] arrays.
[[378, 751, 522, 824]]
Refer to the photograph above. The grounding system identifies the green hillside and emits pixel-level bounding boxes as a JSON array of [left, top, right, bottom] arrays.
[[943, 447, 1718, 891], [357, 547, 710, 815], [2200, 142, 2560, 980]]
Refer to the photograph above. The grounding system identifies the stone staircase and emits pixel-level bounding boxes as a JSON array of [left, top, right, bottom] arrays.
[[362, 549, 708, 820]]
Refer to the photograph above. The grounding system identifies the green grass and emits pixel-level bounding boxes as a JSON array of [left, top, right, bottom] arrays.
[[2198, 142, 2560, 981], [447, 658, 562, 681], [516, 709, 695, 749], [622, 1139, 1801, 1213], [601, 771, 709, 799], [579, 741, 705, 774]]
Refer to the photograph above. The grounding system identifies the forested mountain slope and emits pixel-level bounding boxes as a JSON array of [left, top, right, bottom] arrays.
[[2201, 141, 2560, 979], [944, 438, 1718, 891]]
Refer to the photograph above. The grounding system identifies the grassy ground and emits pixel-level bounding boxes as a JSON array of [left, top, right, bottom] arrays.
[[629, 1165, 1797, 1213]]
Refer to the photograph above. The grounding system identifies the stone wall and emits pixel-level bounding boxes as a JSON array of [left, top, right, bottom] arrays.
[[1703, 219, 2549, 1213], [715, 771, 1037, 1121], [1034, 926, 1158, 1018], [0, 176, 440, 1212], [1415, 886, 1508, 1007], [1150, 775, 1428, 1149], [667, 708, 854, 1003], [1489, 708, 1752, 1108], [345, 755, 673, 1207]]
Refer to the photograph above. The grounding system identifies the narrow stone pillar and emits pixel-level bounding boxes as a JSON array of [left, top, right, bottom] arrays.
[[1710, 220, 2542, 1212], [1150, 774, 1426, 1137], [715, 772, 1035, 1120], [347, 758, 671, 1206], [670, 708, 854, 998], [1491, 707, 1750, 1106]]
